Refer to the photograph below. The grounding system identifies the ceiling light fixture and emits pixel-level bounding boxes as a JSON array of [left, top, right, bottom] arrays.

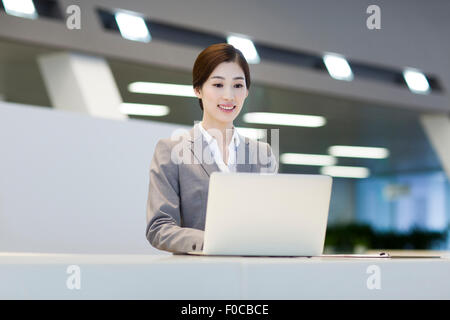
[[227, 35, 260, 64], [323, 53, 354, 81], [119, 103, 169, 117], [281, 153, 337, 166], [403, 68, 431, 94], [115, 10, 151, 43], [128, 82, 196, 97], [243, 112, 326, 127], [328, 145, 389, 159], [2, 0, 37, 19], [320, 166, 370, 179]]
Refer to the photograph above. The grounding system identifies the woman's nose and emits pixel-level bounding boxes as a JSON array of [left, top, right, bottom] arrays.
[[222, 86, 233, 100]]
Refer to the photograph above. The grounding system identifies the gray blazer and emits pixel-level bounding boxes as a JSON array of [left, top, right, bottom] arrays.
[[146, 125, 278, 253]]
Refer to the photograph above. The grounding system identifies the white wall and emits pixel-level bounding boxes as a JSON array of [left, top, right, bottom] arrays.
[[0, 101, 190, 254]]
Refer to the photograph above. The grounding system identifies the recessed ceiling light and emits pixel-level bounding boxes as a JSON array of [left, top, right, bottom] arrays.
[[323, 53, 354, 81], [403, 68, 430, 94], [114, 11, 151, 43], [328, 145, 389, 159], [320, 166, 370, 179], [281, 153, 337, 166], [227, 35, 260, 64], [119, 103, 169, 117], [128, 82, 196, 97], [243, 112, 326, 127], [2, 0, 37, 19]]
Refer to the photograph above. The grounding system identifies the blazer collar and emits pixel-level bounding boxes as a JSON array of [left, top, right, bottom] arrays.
[[198, 122, 241, 148], [187, 124, 252, 177]]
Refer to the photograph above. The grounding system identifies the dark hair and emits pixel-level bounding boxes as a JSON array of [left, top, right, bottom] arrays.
[[192, 43, 251, 111]]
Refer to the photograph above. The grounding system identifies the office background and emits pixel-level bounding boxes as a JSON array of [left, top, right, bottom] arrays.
[[0, 0, 450, 255]]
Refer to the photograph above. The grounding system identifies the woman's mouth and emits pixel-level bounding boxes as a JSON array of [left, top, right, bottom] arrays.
[[217, 104, 236, 113]]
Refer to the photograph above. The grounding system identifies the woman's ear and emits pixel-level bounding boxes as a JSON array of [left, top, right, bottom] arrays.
[[194, 87, 202, 99], [246, 89, 249, 98]]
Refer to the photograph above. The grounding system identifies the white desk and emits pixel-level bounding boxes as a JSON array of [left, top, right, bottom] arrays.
[[1, 252, 449, 299]]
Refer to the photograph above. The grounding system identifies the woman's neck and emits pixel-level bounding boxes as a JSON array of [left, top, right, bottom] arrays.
[[200, 118, 234, 148]]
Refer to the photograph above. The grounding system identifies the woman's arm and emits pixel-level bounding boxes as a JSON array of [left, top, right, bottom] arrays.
[[146, 139, 204, 253]]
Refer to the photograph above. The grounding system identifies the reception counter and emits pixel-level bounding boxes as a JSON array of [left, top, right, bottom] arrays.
[[1, 252, 450, 299]]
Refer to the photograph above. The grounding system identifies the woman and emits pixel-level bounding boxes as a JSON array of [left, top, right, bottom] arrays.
[[146, 43, 278, 253]]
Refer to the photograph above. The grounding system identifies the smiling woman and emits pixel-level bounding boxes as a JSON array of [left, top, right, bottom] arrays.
[[192, 43, 250, 111], [195, 60, 248, 120], [191, 43, 252, 166], [145, 43, 278, 254]]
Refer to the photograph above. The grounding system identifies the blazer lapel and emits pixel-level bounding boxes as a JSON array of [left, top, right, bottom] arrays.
[[187, 125, 254, 176], [236, 133, 253, 173], [188, 126, 219, 177]]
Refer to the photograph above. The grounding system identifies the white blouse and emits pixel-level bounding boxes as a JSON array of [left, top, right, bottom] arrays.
[[198, 122, 240, 173]]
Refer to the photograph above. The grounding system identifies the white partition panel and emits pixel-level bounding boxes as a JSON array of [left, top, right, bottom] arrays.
[[0, 102, 190, 254], [420, 113, 450, 180]]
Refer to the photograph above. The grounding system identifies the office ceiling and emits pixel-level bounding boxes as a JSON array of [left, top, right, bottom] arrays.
[[0, 39, 443, 177]]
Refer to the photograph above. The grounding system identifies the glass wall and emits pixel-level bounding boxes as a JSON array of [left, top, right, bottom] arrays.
[[356, 171, 449, 250]]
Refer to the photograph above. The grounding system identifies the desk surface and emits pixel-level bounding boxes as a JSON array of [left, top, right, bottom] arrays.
[[1, 252, 450, 299]]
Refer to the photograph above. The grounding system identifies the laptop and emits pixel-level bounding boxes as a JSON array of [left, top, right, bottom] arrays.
[[188, 172, 333, 256]]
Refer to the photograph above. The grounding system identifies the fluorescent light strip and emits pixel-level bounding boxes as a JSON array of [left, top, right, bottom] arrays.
[[119, 103, 169, 117], [320, 166, 370, 179], [403, 68, 430, 94], [2, 0, 37, 19], [227, 35, 260, 64], [328, 145, 389, 159], [323, 53, 353, 81], [115, 11, 151, 43], [281, 153, 337, 166], [128, 82, 196, 97], [243, 112, 326, 127], [236, 127, 266, 140]]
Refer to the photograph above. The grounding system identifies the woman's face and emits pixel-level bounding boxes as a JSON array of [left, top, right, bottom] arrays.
[[195, 61, 249, 127]]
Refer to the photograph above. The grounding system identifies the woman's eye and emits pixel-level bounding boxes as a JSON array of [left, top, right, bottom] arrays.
[[213, 84, 244, 88]]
